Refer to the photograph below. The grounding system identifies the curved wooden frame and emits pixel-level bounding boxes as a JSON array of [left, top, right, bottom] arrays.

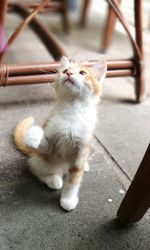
[[0, 0, 144, 102], [79, 0, 144, 102], [117, 143, 150, 225]]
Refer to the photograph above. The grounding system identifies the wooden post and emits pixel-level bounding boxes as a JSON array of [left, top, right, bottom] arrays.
[[134, 0, 145, 102], [0, 0, 8, 63], [117, 144, 150, 225], [79, 0, 90, 27], [101, 0, 121, 51]]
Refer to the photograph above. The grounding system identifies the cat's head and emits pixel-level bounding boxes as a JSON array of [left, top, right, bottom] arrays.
[[55, 57, 107, 103]]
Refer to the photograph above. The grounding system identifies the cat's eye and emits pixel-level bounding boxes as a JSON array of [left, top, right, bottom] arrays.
[[63, 69, 68, 74], [79, 70, 87, 75]]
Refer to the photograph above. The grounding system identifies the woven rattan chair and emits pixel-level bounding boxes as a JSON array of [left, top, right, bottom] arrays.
[[0, 0, 145, 103], [80, 0, 122, 51], [79, 0, 145, 102]]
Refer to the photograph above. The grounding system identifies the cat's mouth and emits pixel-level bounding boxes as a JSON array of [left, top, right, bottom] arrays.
[[64, 77, 74, 85]]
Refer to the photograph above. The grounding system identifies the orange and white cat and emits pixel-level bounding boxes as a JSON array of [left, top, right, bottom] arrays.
[[14, 57, 106, 211]]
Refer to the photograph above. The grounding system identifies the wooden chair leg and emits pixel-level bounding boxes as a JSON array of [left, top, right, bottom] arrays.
[[79, 0, 90, 27], [117, 144, 150, 225], [0, 0, 8, 56], [101, 0, 121, 51], [134, 0, 145, 102], [0, 0, 8, 26], [61, 0, 71, 33]]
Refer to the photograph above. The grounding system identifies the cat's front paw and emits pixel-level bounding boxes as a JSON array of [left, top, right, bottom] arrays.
[[60, 196, 78, 211], [84, 162, 90, 172], [25, 125, 44, 149], [45, 175, 63, 190]]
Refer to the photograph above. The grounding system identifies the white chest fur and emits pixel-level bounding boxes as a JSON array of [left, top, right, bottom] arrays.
[[45, 101, 97, 143]]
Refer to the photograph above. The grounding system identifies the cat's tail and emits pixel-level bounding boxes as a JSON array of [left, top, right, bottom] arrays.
[[13, 117, 35, 155]]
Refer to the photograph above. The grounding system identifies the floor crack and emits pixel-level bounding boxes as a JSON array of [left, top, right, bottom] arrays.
[[94, 135, 132, 186]]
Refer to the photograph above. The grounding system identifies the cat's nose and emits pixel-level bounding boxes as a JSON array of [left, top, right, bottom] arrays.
[[66, 71, 73, 77]]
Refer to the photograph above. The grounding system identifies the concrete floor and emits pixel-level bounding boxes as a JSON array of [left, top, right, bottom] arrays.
[[0, 3, 150, 250]]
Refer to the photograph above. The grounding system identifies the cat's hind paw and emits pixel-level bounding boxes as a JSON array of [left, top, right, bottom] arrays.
[[25, 125, 43, 149], [60, 196, 78, 211]]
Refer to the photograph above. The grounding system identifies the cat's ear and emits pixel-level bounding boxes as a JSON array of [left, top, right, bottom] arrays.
[[90, 60, 107, 83], [60, 56, 70, 68]]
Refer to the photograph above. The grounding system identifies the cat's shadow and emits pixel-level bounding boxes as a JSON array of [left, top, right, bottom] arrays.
[[1, 168, 64, 213]]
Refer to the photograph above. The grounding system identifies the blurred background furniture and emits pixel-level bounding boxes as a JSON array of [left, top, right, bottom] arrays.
[[117, 143, 150, 225], [0, 0, 145, 102], [0, 0, 70, 62], [80, 0, 122, 51], [79, 0, 145, 102], [7, 0, 71, 33]]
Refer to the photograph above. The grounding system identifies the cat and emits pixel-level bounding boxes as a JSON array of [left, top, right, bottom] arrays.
[[13, 56, 107, 211]]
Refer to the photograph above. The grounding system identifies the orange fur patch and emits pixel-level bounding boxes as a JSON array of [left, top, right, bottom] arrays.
[[79, 66, 100, 96], [69, 167, 84, 185], [69, 167, 81, 174], [13, 117, 34, 155], [68, 141, 92, 184], [89, 76, 100, 95]]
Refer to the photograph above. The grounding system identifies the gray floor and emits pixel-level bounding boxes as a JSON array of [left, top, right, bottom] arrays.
[[0, 5, 150, 250]]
